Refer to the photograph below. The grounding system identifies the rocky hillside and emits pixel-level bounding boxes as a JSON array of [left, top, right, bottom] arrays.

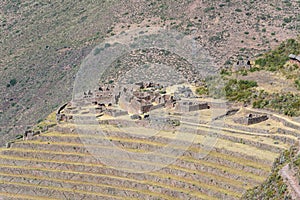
[[1, 0, 300, 144]]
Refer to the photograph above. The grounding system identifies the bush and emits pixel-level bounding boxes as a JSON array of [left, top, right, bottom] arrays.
[[9, 78, 17, 87], [225, 60, 232, 65], [209, 35, 222, 42], [283, 17, 292, 23], [104, 43, 111, 48], [295, 79, 300, 90], [196, 86, 208, 95], [220, 69, 232, 76], [239, 70, 248, 76], [94, 48, 101, 55], [249, 67, 260, 72], [204, 7, 215, 12], [15, 134, 23, 140]]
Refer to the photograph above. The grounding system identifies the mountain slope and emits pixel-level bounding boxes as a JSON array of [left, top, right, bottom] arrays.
[[0, 0, 299, 144]]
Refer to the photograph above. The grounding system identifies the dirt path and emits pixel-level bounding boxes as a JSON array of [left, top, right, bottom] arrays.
[[280, 164, 300, 200]]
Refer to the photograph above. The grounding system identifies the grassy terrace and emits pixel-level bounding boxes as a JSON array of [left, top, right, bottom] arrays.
[[26, 133, 279, 172], [0, 157, 220, 200], [0, 147, 248, 198], [14, 137, 272, 172], [0, 133, 279, 199], [0, 146, 266, 183], [0, 173, 160, 200], [31, 130, 288, 155], [20, 127, 280, 165], [1, 141, 270, 199], [0, 192, 58, 200], [0, 180, 128, 200], [1, 107, 299, 200], [0, 162, 241, 198], [57, 123, 287, 160]]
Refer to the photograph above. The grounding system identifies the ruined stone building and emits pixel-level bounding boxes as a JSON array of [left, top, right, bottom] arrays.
[[105, 109, 128, 117], [175, 101, 209, 112], [235, 113, 268, 125], [55, 103, 77, 126], [118, 83, 175, 115], [289, 54, 300, 65], [58, 82, 210, 122], [232, 60, 252, 71], [289, 54, 300, 62], [175, 86, 195, 98]]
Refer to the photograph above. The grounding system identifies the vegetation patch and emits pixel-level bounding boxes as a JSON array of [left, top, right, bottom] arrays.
[[255, 38, 300, 72], [252, 92, 300, 117], [243, 149, 296, 200], [224, 79, 258, 103]]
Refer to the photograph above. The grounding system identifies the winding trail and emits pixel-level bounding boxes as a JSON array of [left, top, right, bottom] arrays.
[[280, 164, 300, 200]]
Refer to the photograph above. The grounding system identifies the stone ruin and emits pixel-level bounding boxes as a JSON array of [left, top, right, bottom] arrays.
[[235, 113, 268, 125], [289, 54, 300, 66], [56, 102, 74, 123], [56, 82, 211, 123], [23, 130, 41, 141], [105, 109, 128, 117], [232, 60, 252, 72], [289, 54, 300, 62], [174, 86, 195, 98], [118, 82, 175, 115], [213, 108, 240, 121], [175, 101, 209, 112]]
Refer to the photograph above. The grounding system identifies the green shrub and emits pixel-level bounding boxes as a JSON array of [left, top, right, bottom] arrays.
[[253, 92, 300, 117], [94, 48, 101, 55], [204, 7, 215, 12], [283, 17, 292, 23], [15, 134, 23, 140], [104, 43, 111, 48], [295, 79, 300, 90], [239, 69, 248, 76], [255, 38, 300, 71], [220, 69, 232, 76], [209, 35, 222, 42], [196, 86, 208, 95], [9, 78, 17, 86], [225, 60, 232, 65], [249, 67, 260, 72]]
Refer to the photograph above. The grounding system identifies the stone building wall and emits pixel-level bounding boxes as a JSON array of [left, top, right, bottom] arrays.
[[105, 109, 128, 117], [235, 114, 268, 125], [150, 103, 165, 111], [247, 115, 268, 125], [175, 101, 209, 112]]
